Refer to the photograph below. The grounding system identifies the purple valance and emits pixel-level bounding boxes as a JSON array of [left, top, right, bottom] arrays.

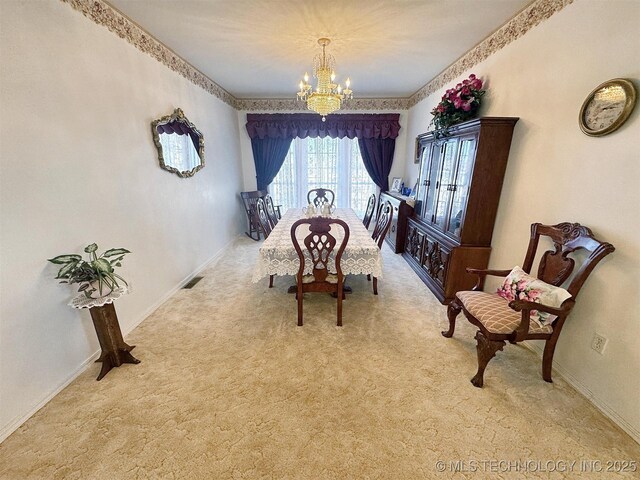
[[156, 120, 199, 152], [156, 121, 193, 136], [246, 113, 401, 140]]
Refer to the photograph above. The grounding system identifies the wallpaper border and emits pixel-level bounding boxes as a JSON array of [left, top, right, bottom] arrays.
[[62, 0, 237, 108], [407, 0, 574, 107], [62, 0, 573, 111]]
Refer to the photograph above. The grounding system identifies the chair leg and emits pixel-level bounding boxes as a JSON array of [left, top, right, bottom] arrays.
[[471, 331, 505, 388], [442, 298, 462, 338], [367, 274, 371, 281], [297, 287, 303, 326], [269, 275, 274, 288], [542, 336, 559, 383], [373, 277, 378, 295], [337, 284, 343, 327]]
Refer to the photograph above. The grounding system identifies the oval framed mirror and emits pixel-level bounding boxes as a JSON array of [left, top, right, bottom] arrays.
[[151, 108, 204, 177]]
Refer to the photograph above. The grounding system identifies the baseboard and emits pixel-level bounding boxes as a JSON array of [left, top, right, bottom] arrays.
[[119, 235, 238, 337], [0, 350, 101, 443], [0, 236, 239, 444], [522, 341, 640, 444]]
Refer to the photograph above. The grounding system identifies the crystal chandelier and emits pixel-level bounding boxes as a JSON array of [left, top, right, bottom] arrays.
[[296, 38, 353, 121]]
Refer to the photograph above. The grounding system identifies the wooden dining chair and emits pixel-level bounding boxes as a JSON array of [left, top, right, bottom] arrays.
[[367, 201, 393, 295], [240, 190, 268, 241], [291, 217, 350, 326], [264, 194, 279, 229], [362, 193, 376, 229], [254, 198, 275, 288], [254, 198, 272, 239], [307, 188, 335, 208], [443, 222, 615, 387]]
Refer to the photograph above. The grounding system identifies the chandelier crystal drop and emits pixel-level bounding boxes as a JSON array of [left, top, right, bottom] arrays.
[[296, 38, 353, 121]]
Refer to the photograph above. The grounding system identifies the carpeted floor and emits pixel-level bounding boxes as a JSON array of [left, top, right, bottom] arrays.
[[0, 237, 638, 479]]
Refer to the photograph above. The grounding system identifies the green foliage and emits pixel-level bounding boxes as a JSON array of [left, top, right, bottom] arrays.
[[48, 244, 131, 298]]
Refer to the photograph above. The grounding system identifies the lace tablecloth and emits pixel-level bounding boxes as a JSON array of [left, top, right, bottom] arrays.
[[252, 208, 383, 282]]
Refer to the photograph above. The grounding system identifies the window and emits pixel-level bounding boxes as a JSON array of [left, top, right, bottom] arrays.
[[270, 138, 377, 217], [158, 132, 200, 172]]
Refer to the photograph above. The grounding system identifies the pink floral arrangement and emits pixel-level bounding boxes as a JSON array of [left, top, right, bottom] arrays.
[[497, 266, 573, 326], [497, 278, 542, 319], [430, 74, 485, 137]]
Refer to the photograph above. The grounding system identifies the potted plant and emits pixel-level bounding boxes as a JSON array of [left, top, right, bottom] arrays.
[[48, 243, 130, 298], [430, 73, 485, 138]]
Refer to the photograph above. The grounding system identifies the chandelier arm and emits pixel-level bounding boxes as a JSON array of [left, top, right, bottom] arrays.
[[296, 38, 353, 118]]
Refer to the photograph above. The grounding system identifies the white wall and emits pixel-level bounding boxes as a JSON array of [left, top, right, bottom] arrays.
[[237, 110, 408, 193], [0, 0, 245, 440], [402, 0, 640, 440]]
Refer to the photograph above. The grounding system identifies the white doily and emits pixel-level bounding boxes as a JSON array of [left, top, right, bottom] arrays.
[[252, 208, 383, 282], [69, 285, 130, 309]]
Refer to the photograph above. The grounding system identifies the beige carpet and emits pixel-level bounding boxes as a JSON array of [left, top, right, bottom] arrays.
[[1, 237, 638, 479]]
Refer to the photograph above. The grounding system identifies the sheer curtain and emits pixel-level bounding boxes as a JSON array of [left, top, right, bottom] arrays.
[[159, 132, 200, 172], [270, 137, 377, 217]]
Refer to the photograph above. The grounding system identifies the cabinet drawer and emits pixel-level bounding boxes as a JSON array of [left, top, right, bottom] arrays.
[[380, 192, 412, 254], [386, 219, 397, 248], [388, 214, 399, 240], [406, 223, 425, 264], [421, 235, 450, 287]]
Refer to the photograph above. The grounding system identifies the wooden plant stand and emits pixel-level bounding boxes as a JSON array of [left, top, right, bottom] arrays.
[[89, 302, 140, 380]]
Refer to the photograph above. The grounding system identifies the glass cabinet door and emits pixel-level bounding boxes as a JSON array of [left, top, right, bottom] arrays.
[[446, 136, 477, 238], [422, 143, 441, 224], [432, 139, 459, 230], [416, 142, 432, 214]]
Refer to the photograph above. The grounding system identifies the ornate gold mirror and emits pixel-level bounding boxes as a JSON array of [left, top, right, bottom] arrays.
[[151, 108, 204, 177]]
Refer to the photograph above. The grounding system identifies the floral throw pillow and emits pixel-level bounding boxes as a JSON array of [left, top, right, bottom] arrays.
[[496, 266, 572, 327]]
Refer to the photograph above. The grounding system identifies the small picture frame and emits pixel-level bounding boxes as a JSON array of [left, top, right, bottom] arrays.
[[390, 177, 402, 193]]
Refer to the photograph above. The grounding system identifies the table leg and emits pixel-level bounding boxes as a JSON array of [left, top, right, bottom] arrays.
[[89, 303, 140, 380]]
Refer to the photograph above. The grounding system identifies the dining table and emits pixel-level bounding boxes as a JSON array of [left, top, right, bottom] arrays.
[[252, 207, 383, 285]]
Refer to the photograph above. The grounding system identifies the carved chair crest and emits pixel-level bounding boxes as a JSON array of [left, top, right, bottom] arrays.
[[307, 188, 335, 208], [523, 222, 614, 298], [372, 201, 393, 248], [291, 218, 349, 283]]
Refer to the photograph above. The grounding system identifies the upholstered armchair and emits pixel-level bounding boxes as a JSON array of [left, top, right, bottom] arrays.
[[443, 222, 614, 387]]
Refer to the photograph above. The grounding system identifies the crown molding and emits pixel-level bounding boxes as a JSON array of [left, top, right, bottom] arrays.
[[62, 0, 572, 113], [235, 97, 411, 112], [407, 0, 574, 107], [62, 0, 237, 108]]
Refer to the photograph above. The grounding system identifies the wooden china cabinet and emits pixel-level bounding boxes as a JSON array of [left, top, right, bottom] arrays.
[[403, 117, 519, 304]]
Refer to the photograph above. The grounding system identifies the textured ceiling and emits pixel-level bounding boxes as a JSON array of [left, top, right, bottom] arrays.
[[108, 0, 532, 98]]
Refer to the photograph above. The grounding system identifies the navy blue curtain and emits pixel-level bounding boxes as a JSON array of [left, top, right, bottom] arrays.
[[357, 138, 396, 192], [251, 137, 293, 191]]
